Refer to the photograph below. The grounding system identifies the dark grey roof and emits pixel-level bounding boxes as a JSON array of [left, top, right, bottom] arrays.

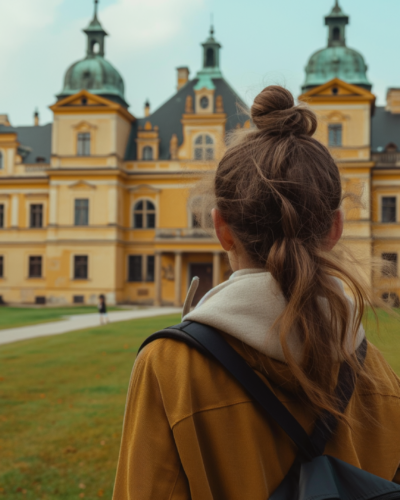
[[371, 107, 400, 152], [13, 123, 52, 163], [125, 77, 249, 161], [0, 124, 18, 134]]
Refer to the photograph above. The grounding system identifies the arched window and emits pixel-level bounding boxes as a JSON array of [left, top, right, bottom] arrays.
[[142, 146, 153, 160], [206, 48, 215, 67], [91, 41, 100, 54], [194, 134, 214, 160], [133, 200, 156, 229], [332, 27, 340, 41], [0, 151, 3, 170], [77, 133, 91, 156]]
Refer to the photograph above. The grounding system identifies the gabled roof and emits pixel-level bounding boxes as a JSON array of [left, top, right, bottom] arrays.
[[300, 77, 375, 101], [124, 77, 248, 161]]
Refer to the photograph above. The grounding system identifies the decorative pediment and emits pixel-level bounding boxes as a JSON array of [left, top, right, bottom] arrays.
[[299, 78, 376, 102], [25, 192, 49, 198], [73, 120, 98, 131], [49, 90, 135, 122], [320, 110, 350, 122], [68, 180, 97, 190], [129, 184, 161, 194]]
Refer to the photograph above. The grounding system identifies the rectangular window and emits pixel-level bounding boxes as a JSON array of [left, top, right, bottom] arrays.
[[74, 256, 88, 279], [328, 124, 342, 147], [382, 196, 397, 223], [74, 199, 89, 226], [73, 295, 85, 304], [128, 255, 142, 282], [382, 253, 398, 277], [29, 256, 42, 278], [0, 204, 4, 228], [77, 133, 91, 156], [30, 204, 43, 228], [146, 256, 155, 282], [0, 256, 3, 278]]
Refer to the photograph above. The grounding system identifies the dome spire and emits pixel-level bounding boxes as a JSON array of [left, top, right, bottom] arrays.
[[84, 0, 108, 57], [325, 0, 349, 47]]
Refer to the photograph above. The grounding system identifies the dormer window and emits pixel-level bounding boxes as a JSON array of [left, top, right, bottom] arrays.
[[194, 134, 214, 160], [77, 132, 91, 156], [200, 96, 209, 109], [142, 146, 154, 161]]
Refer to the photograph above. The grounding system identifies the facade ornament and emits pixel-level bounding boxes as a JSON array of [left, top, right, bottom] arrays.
[[170, 134, 179, 160], [185, 95, 194, 113], [216, 95, 224, 113]]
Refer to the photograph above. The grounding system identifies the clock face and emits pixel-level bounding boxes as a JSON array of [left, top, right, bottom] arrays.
[[200, 96, 209, 109]]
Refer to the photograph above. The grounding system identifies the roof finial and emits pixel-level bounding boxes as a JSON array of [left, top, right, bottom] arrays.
[[94, 0, 99, 18], [210, 13, 214, 36]]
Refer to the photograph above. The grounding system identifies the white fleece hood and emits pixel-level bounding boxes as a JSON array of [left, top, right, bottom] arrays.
[[183, 269, 365, 363]]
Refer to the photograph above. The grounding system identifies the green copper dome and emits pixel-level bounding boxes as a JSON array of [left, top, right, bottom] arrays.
[[302, 1, 371, 92], [58, 1, 127, 107]]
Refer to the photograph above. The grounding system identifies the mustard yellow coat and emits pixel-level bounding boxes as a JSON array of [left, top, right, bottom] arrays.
[[113, 332, 400, 499]]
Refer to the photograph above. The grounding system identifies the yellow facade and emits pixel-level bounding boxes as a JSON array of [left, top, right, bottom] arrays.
[[2, 5, 400, 307]]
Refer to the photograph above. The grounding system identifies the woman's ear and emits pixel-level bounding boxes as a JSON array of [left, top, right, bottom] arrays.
[[212, 208, 235, 252], [324, 208, 344, 251]]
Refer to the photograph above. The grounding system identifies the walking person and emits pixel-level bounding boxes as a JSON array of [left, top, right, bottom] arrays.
[[98, 294, 109, 325], [113, 86, 400, 500]]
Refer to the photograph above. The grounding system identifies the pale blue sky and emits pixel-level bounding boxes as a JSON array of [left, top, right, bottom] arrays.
[[0, 0, 398, 126]]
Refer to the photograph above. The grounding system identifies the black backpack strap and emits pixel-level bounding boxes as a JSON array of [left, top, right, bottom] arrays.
[[139, 320, 318, 461]]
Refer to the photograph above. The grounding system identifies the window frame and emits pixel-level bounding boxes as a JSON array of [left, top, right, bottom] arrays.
[[142, 146, 154, 161], [146, 255, 155, 282], [0, 204, 4, 228], [193, 133, 215, 161], [382, 253, 398, 277], [30, 204, 43, 228], [74, 199, 89, 226], [73, 255, 88, 280], [381, 196, 397, 223], [77, 132, 91, 157], [133, 199, 156, 229], [328, 124, 343, 147], [29, 256, 42, 278], [128, 255, 143, 282]]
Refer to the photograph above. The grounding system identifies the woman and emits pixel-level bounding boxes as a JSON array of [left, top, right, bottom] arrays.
[[113, 86, 400, 499]]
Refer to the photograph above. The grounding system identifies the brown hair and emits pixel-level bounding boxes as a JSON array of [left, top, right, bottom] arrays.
[[214, 85, 375, 422]]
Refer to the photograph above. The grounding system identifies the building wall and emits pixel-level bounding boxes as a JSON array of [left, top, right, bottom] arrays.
[[3, 81, 400, 305]]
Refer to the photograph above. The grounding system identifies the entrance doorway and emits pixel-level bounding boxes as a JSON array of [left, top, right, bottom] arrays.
[[189, 263, 213, 306]]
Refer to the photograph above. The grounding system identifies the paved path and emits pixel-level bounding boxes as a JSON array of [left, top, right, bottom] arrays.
[[0, 307, 181, 346]]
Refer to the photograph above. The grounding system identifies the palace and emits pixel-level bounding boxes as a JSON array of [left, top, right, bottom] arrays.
[[1, 1, 400, 306]]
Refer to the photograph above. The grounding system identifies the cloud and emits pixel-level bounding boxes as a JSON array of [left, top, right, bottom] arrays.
[[101, 0, 206, 52], [0, 0, 63, 61]]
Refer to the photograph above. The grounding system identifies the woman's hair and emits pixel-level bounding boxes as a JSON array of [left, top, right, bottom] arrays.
[[214, 85, 375, 423]]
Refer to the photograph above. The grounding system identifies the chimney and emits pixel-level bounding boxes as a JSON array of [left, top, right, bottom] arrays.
[[144, 100, 150, 117], [34, 109, 39, 126], [177, 67, 190, 91]]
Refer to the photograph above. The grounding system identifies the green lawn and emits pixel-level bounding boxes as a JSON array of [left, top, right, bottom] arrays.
[[0, 311, 399, 499], [0, 306, 123, 331]]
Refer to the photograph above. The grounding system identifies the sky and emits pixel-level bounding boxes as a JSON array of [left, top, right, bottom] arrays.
[[0, 0, 399, 126]]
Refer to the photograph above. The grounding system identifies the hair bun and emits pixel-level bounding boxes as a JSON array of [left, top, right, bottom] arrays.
[[251, 85, 317, 137]]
